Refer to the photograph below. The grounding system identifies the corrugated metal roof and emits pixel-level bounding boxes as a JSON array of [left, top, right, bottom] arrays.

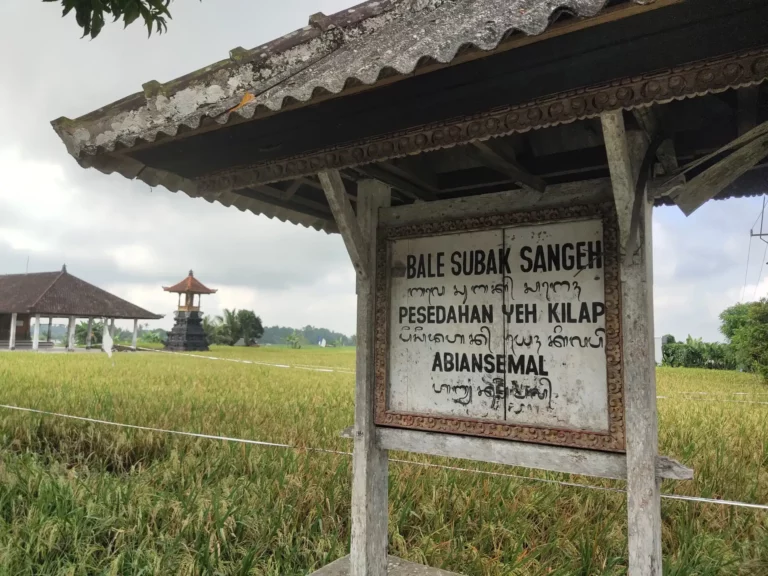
[[54, 0, 646, 159], [50, 0, 656, 233]]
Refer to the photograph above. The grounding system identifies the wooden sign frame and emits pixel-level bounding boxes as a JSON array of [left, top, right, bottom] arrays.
[[372, 203, 625, 452]]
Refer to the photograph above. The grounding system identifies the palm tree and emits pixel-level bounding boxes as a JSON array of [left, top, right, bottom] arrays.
[[202, 315, 223, 345], [219, 308, 240, 345]]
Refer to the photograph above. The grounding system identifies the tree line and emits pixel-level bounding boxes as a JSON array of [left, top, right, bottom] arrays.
[[202, 310, 355, 348], [662, 299, 768, 377]]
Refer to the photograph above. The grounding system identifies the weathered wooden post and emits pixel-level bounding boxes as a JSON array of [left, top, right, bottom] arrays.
[[602, 110, 662, 575], [8, 313, 17, 351], [32, 314, 41, 351], [320, 171, 392, 576]]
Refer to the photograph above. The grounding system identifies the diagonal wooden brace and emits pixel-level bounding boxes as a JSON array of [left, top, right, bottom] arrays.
[[319, 169, 369, 280]]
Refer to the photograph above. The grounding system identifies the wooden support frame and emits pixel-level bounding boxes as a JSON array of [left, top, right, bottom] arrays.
[[340, 427, 692, 481], [601, 110, 662, 576], [468, 141, 547, 193], [670, 121, 768, 216], [320, 169, 370, 280], [347, 178, 392, 576]]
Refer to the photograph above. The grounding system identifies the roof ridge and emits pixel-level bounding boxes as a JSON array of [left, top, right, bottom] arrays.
[[28, 268, 66, 311]]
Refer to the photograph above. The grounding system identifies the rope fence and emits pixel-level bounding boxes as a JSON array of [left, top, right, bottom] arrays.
[[136, 348, 768, 404], [0, 402, 765, 512]]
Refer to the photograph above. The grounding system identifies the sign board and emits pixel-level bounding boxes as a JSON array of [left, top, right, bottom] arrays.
[[374, 205, 624, 452]]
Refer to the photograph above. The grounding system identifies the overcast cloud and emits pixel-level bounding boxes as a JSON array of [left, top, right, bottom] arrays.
[[0, 1, 765, 339]]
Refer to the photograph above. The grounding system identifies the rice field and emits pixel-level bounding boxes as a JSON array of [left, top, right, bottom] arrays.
[[0, 347, 766, 575]]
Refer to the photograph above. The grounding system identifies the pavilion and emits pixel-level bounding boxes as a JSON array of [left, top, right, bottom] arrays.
[[0, 265, 162, 351], [50, 1, 767, 574]]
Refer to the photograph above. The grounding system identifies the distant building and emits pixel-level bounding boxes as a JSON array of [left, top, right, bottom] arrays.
[[0, 265, 162, 351]]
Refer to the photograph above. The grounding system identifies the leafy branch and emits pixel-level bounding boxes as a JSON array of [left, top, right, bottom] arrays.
[[44, 0, 174, 38]]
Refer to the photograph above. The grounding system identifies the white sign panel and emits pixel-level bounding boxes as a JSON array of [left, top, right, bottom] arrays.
[[374, 206, 624, 452]]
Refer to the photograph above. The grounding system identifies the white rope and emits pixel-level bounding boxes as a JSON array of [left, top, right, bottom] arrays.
[[136, 347, 355, 374], [0, 403, 765, 511]]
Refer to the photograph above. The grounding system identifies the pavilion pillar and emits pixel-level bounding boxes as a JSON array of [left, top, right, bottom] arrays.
[[8, 313, 17, 351], [32, 314, 40, 351], [85, 318, 93, 349], [602, 110, 661, 576], [47, 317, 52, 342], [321, 171, 391, 576], [66, 316, 76, 352], [109, 318, 115, 338], [131, 319, 138, 350]]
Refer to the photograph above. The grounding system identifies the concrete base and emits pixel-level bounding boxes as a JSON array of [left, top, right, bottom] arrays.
[[309, 556, 462, 576]]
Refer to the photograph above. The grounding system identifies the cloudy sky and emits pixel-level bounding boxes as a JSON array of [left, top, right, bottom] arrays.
[[0, 1, 765, 340]]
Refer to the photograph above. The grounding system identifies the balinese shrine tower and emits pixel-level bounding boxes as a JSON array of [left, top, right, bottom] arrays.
[[163, 270, 217, 351]]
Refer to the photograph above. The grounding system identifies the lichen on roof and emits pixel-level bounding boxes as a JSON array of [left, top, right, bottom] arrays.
[[52, 0, 641, 160]]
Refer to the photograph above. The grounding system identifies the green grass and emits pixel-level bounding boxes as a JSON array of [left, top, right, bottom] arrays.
[[0, 351, 765, 575]]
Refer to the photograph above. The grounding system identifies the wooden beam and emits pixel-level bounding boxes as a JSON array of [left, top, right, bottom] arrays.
[[468, 141, 547, 193], [632, 107, 678, 176], [602, 110, 662, 576], [319, 170, 369, 280], [381, 178, 612, 227], [357, 164, 436, 202], [350, 178, 391, 576], [383, 158, 439, 192], [340, 428, 692, 481], [283, 179, 303, 199], [671, 124, 768, 216], [601, 111, 636, 253]]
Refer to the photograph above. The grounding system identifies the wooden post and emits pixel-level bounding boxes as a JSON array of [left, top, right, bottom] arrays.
[[602, 110, 661, 576], [351, 179, 391, 576], [8, 313, 17, 351], [109, 318, 115, 338], [32, 314, 40, 351], [131, 319, 139, 350], [321, 171, 392, 576], [47, 317, 52, 342], [86, 318, 93, 349], [66, 316, 76, 352]]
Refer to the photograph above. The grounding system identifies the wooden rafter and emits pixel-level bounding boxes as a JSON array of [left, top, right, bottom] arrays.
[[467, 141, 547, 193], [632, 107, 678, 176], [670, 120, 768, 216], [357, 163, 436, 202]]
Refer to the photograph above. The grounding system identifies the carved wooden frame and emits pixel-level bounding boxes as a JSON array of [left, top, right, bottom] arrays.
[[373, 203, 625, 452]]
